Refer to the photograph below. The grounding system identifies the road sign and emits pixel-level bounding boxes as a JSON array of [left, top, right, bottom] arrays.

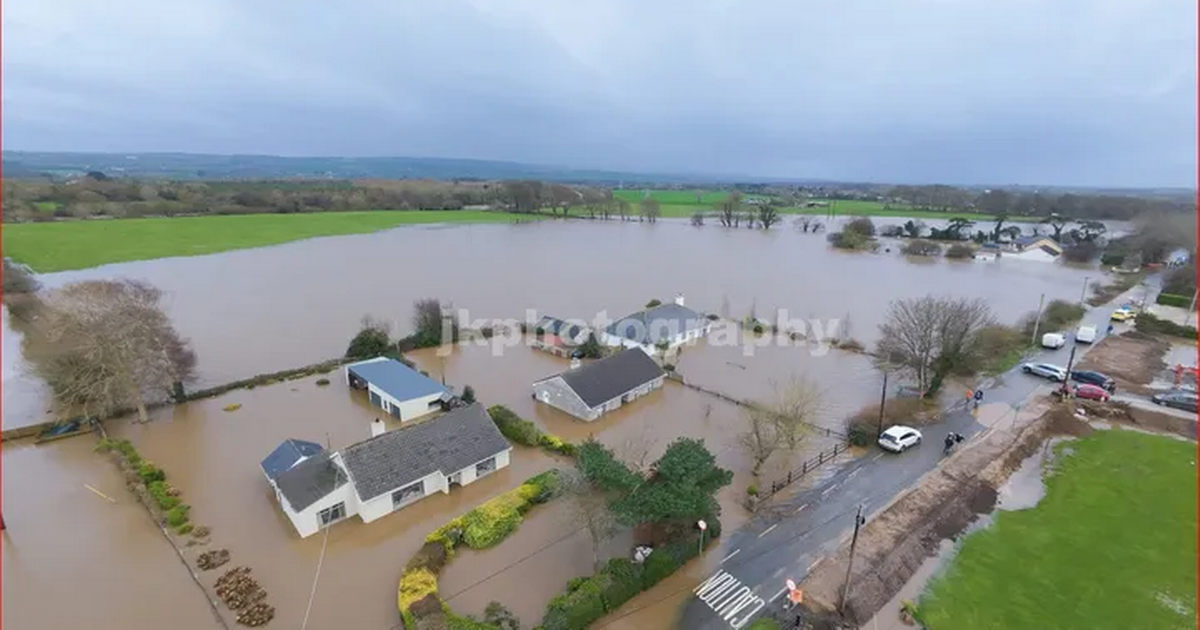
[[786, 579, 796, 591], [698, 520, 708, 531]]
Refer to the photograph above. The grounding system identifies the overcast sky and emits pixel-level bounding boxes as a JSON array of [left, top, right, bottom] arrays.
[[4, 0, 1196, 187]]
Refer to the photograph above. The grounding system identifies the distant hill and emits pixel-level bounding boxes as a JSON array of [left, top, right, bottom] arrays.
[[0, 151, 742, 186]]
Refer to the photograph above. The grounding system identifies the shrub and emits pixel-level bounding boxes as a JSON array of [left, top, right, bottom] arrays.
[[747, 619, 782, 630], [399, 568, 441, 621], [845, 216, 876, 237], [483, 602, 520, 630], [461, 493, 525, 549], [1136, 312, 1198, 339], [538, 434, 578, 458], [645, 299, 662, 309], [95, 438, 116, 453], [598, 558, 644, 612], [746, 484, 759, 497], [828, 230, 875, 250], [166, 505, 191, 527], [642, 536, 700, 588], [944, 243, 975, 259], [662, 363, 676, 372], [902, 239, 942, 257], [148, 480, 180, 510], [315, 378, 331, 386], [542, 575, 608, 630], [223, 403, 242, 412], [460, 385, 476, 405], [487, 405, 542, 447], [406, 541, 450, 573], [1157, 293, 1194, 309], [1100, 252, 1126, 267], [114, 439, 142, 465], [880, 224, 905, 238], [847, 419, 875, 447], [346, 320, 393, 359], [176, 523, 194, 535], [138, 462, 166, 484]]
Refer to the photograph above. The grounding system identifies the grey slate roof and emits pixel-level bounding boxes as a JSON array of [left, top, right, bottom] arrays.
[[274, 451, 349, 512], [261, 439, 326, 480], [541, 349, 666, 408], [340, 403, 511, 502], [606, 303, 707, 345], [347, 358, 448, 401], [536, 316, 588, 341]]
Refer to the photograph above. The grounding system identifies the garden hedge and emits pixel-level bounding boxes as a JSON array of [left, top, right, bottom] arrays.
[[487, 405, 577, 457], [1156, 293, 1195, 309]]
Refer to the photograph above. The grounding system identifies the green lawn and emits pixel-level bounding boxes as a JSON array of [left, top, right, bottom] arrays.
[[918, 429, 1197, 630], [613, 189, 730, 205], [4, 210, 536, 272]]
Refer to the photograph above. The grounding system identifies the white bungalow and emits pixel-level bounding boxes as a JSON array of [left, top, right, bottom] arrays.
[[602, 294, 712, 354]]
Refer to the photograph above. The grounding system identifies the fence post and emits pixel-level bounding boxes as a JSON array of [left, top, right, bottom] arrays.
[[803, 461, 808, 474], [819, 452, 825, 465], [787, 471, 792, 485]]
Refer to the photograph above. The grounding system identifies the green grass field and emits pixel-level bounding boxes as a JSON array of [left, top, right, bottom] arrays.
[[4, 210, 535, 272], [613, 191, 1026, 222], [917, 429, 1197, 630]]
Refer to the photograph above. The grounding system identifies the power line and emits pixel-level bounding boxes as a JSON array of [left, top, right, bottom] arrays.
[[300, 432, 336, 630]]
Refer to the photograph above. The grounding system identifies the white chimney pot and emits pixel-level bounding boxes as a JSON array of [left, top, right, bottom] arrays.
[[674, 293, 685, 307], [371, 418, 386, 438]]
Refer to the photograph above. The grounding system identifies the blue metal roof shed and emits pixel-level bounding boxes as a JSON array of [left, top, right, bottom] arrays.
[[345, 357, 450, 421]]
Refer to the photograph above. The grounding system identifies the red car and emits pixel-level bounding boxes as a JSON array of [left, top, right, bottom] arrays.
[[1074, 384, 1111, 402]]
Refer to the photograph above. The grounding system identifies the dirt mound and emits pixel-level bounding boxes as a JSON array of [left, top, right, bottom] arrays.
[[197, 549, 230, 571], [1044, 405, 1097, 437], [214, 566, 275, 626], [1075, 334, 1170, 395]]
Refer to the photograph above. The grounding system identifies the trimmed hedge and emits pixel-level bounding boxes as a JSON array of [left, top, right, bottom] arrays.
[[1157, 293, 1195, 309], [402, 470, 564, 628], [541, 518, 722, 630], [96, 438, 194, 533], [487, 405, 577, 457], [1136, 312, 1198, 339]]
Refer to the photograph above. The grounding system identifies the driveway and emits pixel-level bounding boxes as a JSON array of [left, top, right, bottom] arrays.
[[677, 281, 1160, 630]]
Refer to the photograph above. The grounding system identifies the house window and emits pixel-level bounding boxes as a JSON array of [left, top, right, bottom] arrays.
[[392, 480, 425, 508], [317, 502, 346, 527], [475, 457, 497, 477]]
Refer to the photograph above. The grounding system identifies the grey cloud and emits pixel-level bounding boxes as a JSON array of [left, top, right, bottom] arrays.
[[3, 0, 1195, 186]]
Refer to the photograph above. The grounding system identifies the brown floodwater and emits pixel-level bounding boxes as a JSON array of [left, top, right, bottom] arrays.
[[1, 217, 1113, 629], [5, 218, 1105, 429]]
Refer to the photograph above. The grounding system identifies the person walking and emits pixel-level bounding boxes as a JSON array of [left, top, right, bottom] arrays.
[[965, 388, 974, 409]]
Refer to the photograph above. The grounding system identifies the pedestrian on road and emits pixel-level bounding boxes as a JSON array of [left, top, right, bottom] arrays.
[[965, 388, 974, 408], [943, 433, 956, 455], [1107, 324, 1115, 336]]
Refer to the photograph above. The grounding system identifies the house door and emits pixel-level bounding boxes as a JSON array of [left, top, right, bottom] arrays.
[[448, 472, 462, 488], [369, 391, 382, 407]]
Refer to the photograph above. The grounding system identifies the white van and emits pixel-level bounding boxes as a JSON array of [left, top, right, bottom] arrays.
[[1075, 325, 1097, 344], [1041, 332, 1066, 349]]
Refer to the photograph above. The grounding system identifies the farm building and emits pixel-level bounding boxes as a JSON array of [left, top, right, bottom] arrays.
[[602, 294, 711, 354], [532, 349, 666, 421], [264, 404, 513, 538], [531, 315, 593, 356], [345, 357, 451, 422]]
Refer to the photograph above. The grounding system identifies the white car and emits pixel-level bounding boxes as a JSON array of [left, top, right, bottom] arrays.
[[1075, 325, 1097, 344], [1021, 362, 1068, 382], [878, 425, 923, 453], [1041, 332, 1066, 349]]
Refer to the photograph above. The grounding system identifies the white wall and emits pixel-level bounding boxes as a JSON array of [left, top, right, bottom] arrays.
[[359, 469, 447, 523], [1009, 249, 1059, 263], [373, 386, 443, 422], [284, 481, 360, 539]]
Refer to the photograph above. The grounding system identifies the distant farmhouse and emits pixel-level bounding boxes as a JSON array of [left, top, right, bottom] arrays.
[[602, 294, 712, 354], [531, 315, 593, 357], [1002, 236, 1064, 262], [345, 357, 452, 422], [262, 404, 512, 538], [532, 349, 666, 421]]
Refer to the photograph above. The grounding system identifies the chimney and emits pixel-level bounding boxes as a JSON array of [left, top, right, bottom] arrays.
[[674, 293, 685, 307], [570, 357, 581, 370], [370, 418, 386, 438]]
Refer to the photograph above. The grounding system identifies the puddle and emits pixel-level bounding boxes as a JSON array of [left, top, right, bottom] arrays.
[[995, 437, 1068, 512]]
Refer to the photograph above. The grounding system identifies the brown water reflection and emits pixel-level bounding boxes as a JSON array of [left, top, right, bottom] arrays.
[[6, 219, 1103, 429], [2, 438, 225, 630]]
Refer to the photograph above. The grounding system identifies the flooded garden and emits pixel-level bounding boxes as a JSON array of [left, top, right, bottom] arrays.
[[1, 217, 1112, 629]]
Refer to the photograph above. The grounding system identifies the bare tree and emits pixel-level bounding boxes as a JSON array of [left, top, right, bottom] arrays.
[[24, 280, 197, 422], [600, 200, 614, 221], [764, 377, 824, 450], [561, 469, 620, 571], [3, 259, 39, 295], [795, 216, 814, 232], [740, 407, 782, 477], [616, 198, 631, 222], [614, 422, 658, 474], [717, 192, 742, 227], [756, 204, 781, 229], [690, 211, 705, 226], [639, 198, 661, 224], [876, 296, 993, 395]]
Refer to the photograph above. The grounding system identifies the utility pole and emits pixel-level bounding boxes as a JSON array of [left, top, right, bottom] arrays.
[[1061, 343, 1078, 396], [1030, 293, 1046, 345], [1188, 290, 1198, 327], [838, 505, 867, 615], [1079, 277, 1090, 306], [877, 370, 889, 436]]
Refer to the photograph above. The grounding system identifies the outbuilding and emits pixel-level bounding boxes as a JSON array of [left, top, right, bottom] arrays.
[[345, 357, 451, 422], [532, 349, 666, 421]]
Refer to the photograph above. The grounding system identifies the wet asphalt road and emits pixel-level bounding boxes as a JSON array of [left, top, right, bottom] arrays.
[[679, 279, 1160, 630]]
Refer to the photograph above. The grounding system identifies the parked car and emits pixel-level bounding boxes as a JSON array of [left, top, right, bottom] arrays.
[[1021, 362, 1068, 382], [1075, 325, 1098, 344], [878, 425, 923, 453], [1152, 391, 1199, 413], [1041, 332, 1066, 349], [1074, 384, 1111, 402], [1071, 370, 1116, 392]]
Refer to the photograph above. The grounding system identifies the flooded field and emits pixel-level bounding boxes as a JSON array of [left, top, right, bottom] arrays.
[[2, 438, 225, 630], [5, 219, 1104, 429]]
